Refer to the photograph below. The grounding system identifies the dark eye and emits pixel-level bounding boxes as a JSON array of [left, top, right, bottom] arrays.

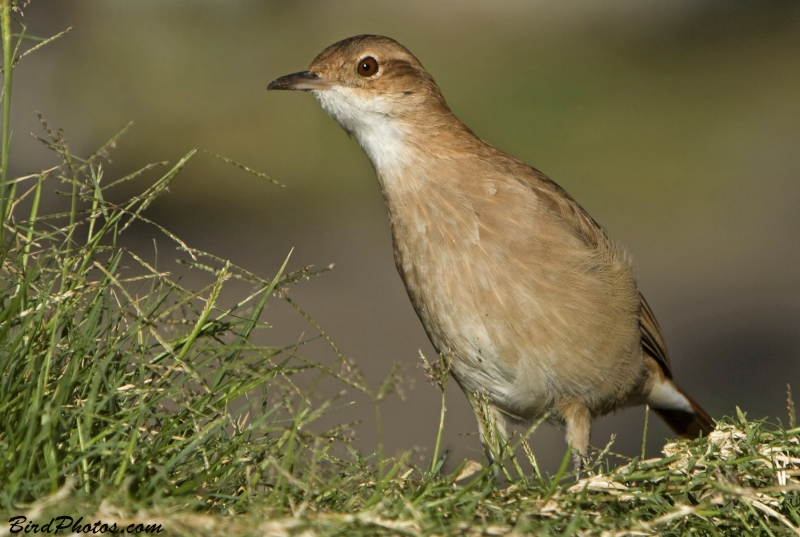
[[357, 57, 378, 77]]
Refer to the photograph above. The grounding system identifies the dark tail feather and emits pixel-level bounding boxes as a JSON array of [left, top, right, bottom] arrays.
[[652, 389, 714, 439]]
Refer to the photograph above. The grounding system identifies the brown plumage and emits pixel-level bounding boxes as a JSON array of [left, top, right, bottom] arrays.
[[268, 35, 714, 469]]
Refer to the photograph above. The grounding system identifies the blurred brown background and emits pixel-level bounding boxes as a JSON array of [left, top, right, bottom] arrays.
[[12, 1, 800, 472]]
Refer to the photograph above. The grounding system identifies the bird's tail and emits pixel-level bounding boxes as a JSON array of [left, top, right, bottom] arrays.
[[648, 381, 714, 439]]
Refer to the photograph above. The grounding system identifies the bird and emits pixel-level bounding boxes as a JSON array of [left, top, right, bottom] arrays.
[[268, 35, 714, 470]]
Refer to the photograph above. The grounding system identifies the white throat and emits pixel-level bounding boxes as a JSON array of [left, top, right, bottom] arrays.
[[313, 88, 414, 173]]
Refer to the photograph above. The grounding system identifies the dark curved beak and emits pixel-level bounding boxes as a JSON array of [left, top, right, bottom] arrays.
[[267, 71, 332, 91]]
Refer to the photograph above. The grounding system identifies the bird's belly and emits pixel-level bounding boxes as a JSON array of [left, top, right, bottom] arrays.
[[394, 226, 643, 418]]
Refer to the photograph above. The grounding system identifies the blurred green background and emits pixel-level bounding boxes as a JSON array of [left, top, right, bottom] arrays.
[[13, 0, 800, 471]]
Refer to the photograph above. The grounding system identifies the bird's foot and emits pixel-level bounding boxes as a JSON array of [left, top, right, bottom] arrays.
[[572, 452, 591, 481]]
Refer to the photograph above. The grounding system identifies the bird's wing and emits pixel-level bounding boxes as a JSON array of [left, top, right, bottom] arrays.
[[527, 173, 607, 249], [526, 170, 673, 376], [639, 293, 672, 376]]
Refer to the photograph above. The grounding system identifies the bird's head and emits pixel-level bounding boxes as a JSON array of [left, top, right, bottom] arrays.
[[268, 35, 452, 143]]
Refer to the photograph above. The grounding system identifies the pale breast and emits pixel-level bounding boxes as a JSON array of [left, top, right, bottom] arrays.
[[379, 158, 644, 418]]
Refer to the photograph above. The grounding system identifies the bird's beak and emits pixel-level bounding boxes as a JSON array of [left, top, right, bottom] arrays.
[[267, 71, 332, 91]]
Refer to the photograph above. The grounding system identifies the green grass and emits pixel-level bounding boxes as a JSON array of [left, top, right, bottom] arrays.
[[1, 3, 799, 535]]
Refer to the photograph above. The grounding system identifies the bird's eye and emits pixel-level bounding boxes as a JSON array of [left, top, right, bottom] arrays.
[[357, 57, 378, 77]]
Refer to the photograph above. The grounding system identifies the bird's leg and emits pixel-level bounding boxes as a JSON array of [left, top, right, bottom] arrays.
[[560, 400, 591, 478]]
